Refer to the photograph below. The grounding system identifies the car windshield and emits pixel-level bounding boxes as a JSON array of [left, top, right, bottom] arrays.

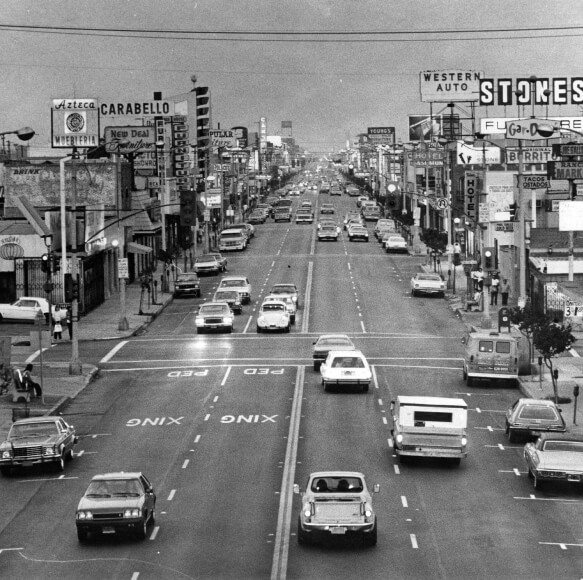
[[196, 256, 216, 263], [389, 236, 404, 242], [10, 422, 59, 438], [272, 286, 295, 294], [263, 304, 285, 311], [417, 275, 442, 281], [311, 477, 363, 493], [542, 440, 583, 452], [518, 405, 559, 421], [331, 356, 365, 368], [221, 280, 245, 288], [85, 478, 143, 498], [177, 274, 198, 282], [200, 305, 228, 314]]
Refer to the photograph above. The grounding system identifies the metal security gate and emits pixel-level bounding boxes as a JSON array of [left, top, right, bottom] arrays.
[[80, 253, 105, 315]]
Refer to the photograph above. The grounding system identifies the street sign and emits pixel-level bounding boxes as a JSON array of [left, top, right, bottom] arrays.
[[118, 258, 129, 279], [435, 197, 448, 210], [547, 161, 583, 180], [505, 119, 559, 140]]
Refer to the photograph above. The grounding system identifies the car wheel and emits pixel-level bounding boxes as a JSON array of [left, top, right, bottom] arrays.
[[285, 324, 291, 333], [291, 315, 296, 324], [450, 458, 461, 466], [466, 375, 473, 387], [323, 381, 329, 392], [363, 384, 369, 393], [533, 474, 543, 490], [507, 429, 516, 443], [77, 528, 89, 543], [0, 314, 4, 323], [227, 327, 232, 334], [54, 452, 65, 472], [313, 362, 320, 371], [0, 466, 11, 477], [297, 516, 309, 545], [411, 289, 417, 297], [363, 520, 377, 547], [136, 518, 148, 540], [66, 448, 74, 461], [149, 508, 156, 525], [462, 366, 467, 380]]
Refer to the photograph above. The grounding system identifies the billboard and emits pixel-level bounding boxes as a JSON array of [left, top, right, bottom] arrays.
[[409, 114, 460, 141], [420, 70, 483, 102], [51, 98, 100, 148], [479, 77, 583, 106], [367, 127, 395, 145]]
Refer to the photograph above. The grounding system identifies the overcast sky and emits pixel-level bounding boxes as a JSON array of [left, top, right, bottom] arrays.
[[1, 0, 582, 155]]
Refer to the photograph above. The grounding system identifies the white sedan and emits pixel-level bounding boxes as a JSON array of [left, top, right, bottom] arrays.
[[410, 273, 446, 297], [320, 350, 372, 392], [0, 297, 51, 323], [385, 235, 408, 253], [256, 299, 291, 333]]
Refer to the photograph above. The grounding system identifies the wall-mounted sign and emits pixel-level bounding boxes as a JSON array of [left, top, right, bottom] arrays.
[[420, 70, 483, 102], [210, 130, 237, 148], [505, 119, 560, 140], [521, 175, 550, 189], [51, 98, 100, 148], [104, 126, 156, 154], [456, 142, 501, 165], [99, 101, 175, 117], [367, 127, 395, 145], [465, 172, 479, 221], [480, 116, 583, 135]]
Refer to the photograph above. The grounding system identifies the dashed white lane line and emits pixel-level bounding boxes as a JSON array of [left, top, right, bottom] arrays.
[[131, 572, 140, 580], [167, 490, 176, 501], [410, 534, 419, 549], [204, 414, 210, 421], [243, 315, 253, 334], [149, 526, 160, 540], [393, 465, 400, 475], [401, 496, 408, 508], [221, 366, 231, 386], [100, 340, 128, 363], [194, 434, 201, 443], [182, 460, 189, 469]]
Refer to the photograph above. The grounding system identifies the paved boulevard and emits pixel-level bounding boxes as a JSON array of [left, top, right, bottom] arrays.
[[1, 191, 583, 579]]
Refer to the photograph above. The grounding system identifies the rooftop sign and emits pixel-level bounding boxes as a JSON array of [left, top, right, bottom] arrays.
[[420, 70, 483, 103]]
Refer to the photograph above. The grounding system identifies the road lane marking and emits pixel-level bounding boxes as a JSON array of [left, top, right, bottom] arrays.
[[204, 414, 210, 421], [131, 573, 140, 580], [394, 465, 400, 474], [243, 315, 253, 334], [194, 435, 201, 443], [149, 526, 160, 540], [271, 366, 304, 580], [221, 366, 232, 386], [182, 460, 189, 469], [100, 341, 128, 363], [410, 534, 419, 549], [301, 261, 313, 333], [167, 490, 176, 501], [401, 496, 408, 507], [539, 542, 583, 549]]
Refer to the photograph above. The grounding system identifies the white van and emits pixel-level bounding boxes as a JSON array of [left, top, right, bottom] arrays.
[[390, 396, 468, 465], [219, 229, 247, 251]]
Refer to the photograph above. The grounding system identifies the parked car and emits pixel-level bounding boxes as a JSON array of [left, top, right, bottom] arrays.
[[294, 471, 379, 546], [505, 398, 567, 442], [213, 289, 243, 314], [75, 472, 156, 542], [270, 283, 300, 308], [356, 196, 369, 208], [320, 350, 372, 392], [312, 334, 356, 370], [347, 225, 369, 242], [410, 273, 446, 297], [206, 252, 227, 272], [374, 219, 396, 238], [195, 302, 235, 334], [0, 297, 51, 323], [385, 235, 408, 253], [0, 417, 77, 476], [218, 276, 252, 304], [173, 273, 201, 298], [256, 299, 291, 333], [193, 255, 221, 276], [524, 432, 583, 490], [219, 229, 247, 251], [228, 223, 254, 239]]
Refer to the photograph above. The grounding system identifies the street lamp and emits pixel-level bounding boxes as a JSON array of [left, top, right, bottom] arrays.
[[0, 126, 35, 154]]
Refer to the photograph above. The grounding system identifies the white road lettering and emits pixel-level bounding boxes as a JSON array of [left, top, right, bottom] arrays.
[[126, 417, 183, 427], [244, 368, 284, 375], [168, 369, 209, 377], [220, 414, 279, 424]]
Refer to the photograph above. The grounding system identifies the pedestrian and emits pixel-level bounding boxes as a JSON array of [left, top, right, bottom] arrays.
[[66, 307, 73, 340], [0, 363, 11, 395], [490, 275, 500, 306], [53, 320, 63, 341], [501, 279, 511, 306], [22, 363, 42, 398]]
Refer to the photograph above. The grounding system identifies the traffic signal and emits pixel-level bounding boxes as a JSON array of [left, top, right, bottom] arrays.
[[180, 190, 196, 226], [483, 247, 497, 271], [508, 202, 517, 221], [51, 254, 60, 273], [64, 273, 73, 302], [41, 254, 50, 273], [64, 274, 80, 302]]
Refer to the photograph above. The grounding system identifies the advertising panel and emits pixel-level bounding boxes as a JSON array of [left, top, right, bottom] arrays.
[[479, 77, 583, 106], [465, 172, 479, 221], [456, 141, 501, 165], [104, 126, 156, 154], [480, 117, 583, 135], [51, 98, 99, 148], [420, 70, 483, 102], [408, 114, 460, 141], [4, 163, 117, 208], [367, 127, 395, 145], [99, 101, 175, 117], [559, 201, 583, 231]]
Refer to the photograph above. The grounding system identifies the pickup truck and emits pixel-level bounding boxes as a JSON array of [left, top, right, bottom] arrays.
[[294, 471, 379, 546], [391, 395, 468, 465]]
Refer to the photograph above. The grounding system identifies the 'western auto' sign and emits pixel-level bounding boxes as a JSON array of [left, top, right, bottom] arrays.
[[420, 70, 483, 103]]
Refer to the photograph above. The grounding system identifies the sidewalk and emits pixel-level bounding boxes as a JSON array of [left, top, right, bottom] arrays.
[[0, 261, 175, 437], [420, 261, 583, 430]]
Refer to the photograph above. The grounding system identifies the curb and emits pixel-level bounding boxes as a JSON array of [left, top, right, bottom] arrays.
[[48, 366, 100, 417]]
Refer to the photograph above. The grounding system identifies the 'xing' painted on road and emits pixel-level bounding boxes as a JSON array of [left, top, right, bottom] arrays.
[[126, 417, 184, 427], [243, 368, 285, 375], [220, 415, 278, 424]]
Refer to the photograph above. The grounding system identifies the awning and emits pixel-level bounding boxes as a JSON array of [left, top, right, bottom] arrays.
[[127, 242, 153, 255]]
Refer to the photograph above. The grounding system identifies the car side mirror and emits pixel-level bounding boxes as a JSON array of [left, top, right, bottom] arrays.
[[293, 484, 300, 494], [373, 484, 380, 493], [390, 400, 395, 411], [461, 337, 466, 344]]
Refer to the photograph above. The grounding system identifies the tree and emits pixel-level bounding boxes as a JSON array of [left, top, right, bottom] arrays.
[[532, 320, 575, 404], [509, 304, 544, 364]]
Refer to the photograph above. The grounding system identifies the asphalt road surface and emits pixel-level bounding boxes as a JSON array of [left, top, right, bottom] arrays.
[[1, 191, 582, 579]]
